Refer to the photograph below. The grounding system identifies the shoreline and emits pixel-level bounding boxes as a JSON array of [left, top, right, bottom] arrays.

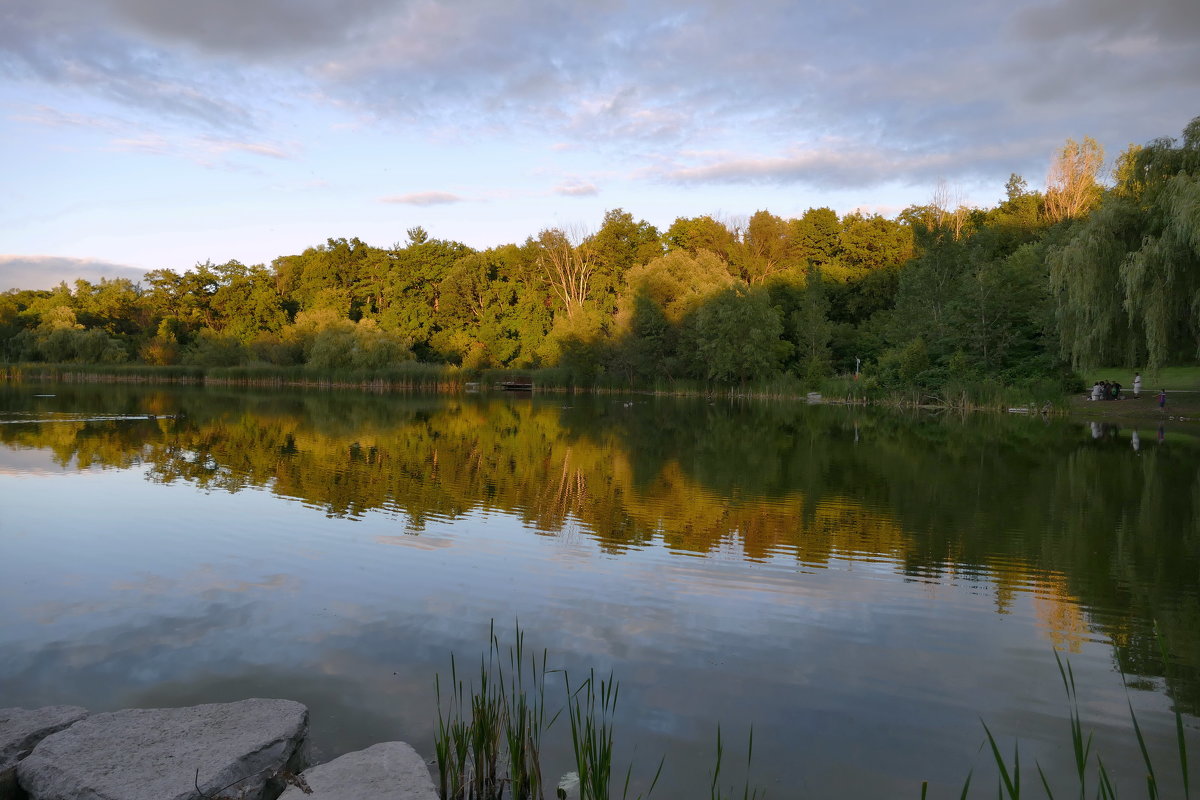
[[5, 363, 1200, 423], [1064, 391, 1200, 425]]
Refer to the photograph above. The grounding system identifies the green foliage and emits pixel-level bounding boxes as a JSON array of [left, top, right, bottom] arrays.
[[622, 250, 735, 325], [684, 287, 791, 383], [608, 292, 676, 383], [1121, 174, 1200, 368], [306, 318, 414, 370], [790, 268, 834, 387], [663, 215, 736, 260], [183, 329, 247, 367], [4, 118, 1195, 398], [1050, 116, 1200, 371]]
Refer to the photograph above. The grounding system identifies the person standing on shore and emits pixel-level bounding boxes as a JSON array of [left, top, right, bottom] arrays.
[[1158, 388, 1167, 410], [1133, 372, 1142, 397]]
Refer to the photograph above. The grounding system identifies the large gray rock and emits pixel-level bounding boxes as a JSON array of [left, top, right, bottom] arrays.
[[0, 706, 89, 800], [17, 699, 308, 800], [278, 742, 436, 800]]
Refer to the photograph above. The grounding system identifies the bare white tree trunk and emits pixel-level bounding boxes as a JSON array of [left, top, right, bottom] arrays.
[[535, 227, 596, 318]]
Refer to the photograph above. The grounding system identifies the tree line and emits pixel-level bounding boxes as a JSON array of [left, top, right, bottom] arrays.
[[2, 116, 1197, 393]]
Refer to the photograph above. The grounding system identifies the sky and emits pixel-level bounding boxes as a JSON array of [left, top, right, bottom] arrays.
[[1, 0, 1198, 290]]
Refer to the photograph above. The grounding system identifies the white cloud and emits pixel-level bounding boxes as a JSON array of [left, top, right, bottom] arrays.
[[381, 191, 464, 206], [0, 255, 149, 291], [554, 182, 599, 197]]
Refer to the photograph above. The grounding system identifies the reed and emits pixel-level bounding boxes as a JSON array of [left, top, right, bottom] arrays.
[[502, 626, 556, 800], [564, 670, 662, 800], [434, 622, 556, 800], [709, 725, 762, 800], [962, 647, 1193, 800], [4, 363, 204, 382]]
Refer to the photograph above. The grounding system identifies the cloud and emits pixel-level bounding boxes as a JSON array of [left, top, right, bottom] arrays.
[[104, 132, 293, 165], [10, 105, 122, 131], [0, 255, 149, 291], [2, 0, 1197, 198], [554, 182, 599, 197], [1016, 0, 1200, 46], [646, 139, 1037, 191], [203, 139, 291, 159], [380, 191, 464, 206], [95, 0, 398, 59], [0, 0, 270, 131]]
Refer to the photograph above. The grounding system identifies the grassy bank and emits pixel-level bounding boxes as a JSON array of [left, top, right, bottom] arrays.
[[1081, 367, 1200, 392], [3, 360, 1181, 415]]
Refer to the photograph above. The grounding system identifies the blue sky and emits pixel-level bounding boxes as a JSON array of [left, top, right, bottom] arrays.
[[2, 0, 1198, 289]]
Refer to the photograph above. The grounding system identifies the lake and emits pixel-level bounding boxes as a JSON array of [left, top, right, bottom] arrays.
[[1, 383, 1197, 798]]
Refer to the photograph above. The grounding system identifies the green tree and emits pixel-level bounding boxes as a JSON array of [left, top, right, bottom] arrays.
[[792, 268, 834, 385], [620, 250, 735, 325], [663, 215, 736, 261], [1050, 117, 1200, 369], [683, 287, 791, 383], [587, 209, 662, 307], [788, 207, 841, 270], [737, 209, 793, 284]]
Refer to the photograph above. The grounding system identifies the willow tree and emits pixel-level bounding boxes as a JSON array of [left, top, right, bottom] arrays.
[[1048, 196, 1144, 369], [1120, 119, 1200, 368], [1049, 117, 1200, 370]]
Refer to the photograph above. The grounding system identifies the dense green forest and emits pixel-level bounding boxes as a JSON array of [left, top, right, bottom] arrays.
[[3, 118, 1197, 397]]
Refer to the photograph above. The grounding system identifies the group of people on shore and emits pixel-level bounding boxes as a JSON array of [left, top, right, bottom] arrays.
[[1088, 372, 1168, 409], [1090, 379, 1126, 400]]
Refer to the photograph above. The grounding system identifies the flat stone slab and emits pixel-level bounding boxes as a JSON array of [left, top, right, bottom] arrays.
[[278, 742, 436, 800], [0, 707, 89, 800], [17, 699, 308, 800]]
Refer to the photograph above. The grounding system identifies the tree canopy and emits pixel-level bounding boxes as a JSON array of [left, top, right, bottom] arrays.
[[4, 116, 1198, 392]]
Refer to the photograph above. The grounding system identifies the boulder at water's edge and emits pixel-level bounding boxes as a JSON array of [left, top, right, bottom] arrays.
[[16, 699, 307, 800], [0, 706, 89, 800], [278, 741, 438, 800]]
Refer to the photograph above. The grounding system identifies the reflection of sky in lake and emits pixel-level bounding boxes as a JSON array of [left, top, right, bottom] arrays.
[[1, 416, 1195, 799]]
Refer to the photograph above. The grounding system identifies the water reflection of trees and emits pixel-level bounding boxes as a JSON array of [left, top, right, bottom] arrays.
[[2, 384, 1197, 711]]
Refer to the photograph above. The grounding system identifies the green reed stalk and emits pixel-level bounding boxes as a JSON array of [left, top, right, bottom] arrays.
[[434, 622, 557, 800], [981, 721, 1020, 800], [502, 624, 557, 800], [567, 670, 617, 800], [1157, 631, 1191, 800], [710, 726, 763, 800], [962, 643, 1194, 800], [1053, 649, 1093, 799]]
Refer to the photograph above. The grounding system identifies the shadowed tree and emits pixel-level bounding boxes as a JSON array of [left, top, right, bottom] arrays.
[[792, 267, 834, 385], [682, 287, 791, 383]]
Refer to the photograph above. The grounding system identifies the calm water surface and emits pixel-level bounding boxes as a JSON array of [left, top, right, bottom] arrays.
[[1, 384, 1197, 798]]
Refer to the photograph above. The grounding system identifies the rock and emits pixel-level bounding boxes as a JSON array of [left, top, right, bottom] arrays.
[[17, 699, 307, 800], [0, 706, 89, 800], [278, 742, 436, 800]]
